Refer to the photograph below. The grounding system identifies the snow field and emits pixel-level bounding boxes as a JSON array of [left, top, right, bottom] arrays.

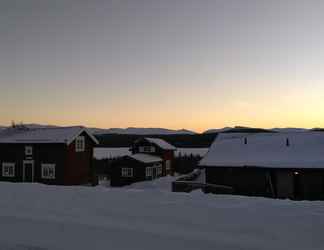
[[0, 182, 323, 250]]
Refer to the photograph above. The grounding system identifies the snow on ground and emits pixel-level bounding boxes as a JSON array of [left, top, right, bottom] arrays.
[[94, 147, 209, 159], [124, 175, 179, 192], [0, 182, 324, 250]]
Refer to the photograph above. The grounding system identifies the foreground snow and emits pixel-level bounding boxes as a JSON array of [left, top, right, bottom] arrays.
[[0, 183, 323, 250]]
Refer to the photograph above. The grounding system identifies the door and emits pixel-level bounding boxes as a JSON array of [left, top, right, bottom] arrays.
[[293, 172, 302, 200], [153, 167, 157, 179], [23, 161, 34, 182]]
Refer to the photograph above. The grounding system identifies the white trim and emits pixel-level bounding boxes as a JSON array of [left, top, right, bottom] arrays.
[[25, 146, 33, 156], [67, 128, 99, 145], [23, 160, 34, 182], [139, 146, 155, 153], [121, 168, 133, 177], [166, 160, 171, 171], [157, 164, 162, 176], [146, 167, 153, 178], [2, 162, 15, 177], [75, 136, 85, 152], [41, 163, 56, 179]]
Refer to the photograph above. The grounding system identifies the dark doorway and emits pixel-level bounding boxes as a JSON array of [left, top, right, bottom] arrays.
[[293, 172, 302, 200], [23, 162, 34, 182]]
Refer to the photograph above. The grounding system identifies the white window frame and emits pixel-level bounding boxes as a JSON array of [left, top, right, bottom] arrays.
[[166, 160, 171, 171], [2, 163, 15, 177], [121, 168, 133, 178], [75, 136, 85, 152], [139, 146, 155, 153], [41, 164, 56, 179], [157, 164, 162, 176], [25, 146, 33, 156], [146, 167, 153, 178]]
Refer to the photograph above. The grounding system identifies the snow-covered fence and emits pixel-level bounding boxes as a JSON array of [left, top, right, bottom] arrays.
[[172, 181, 234, 194], [172, 169, 234, 194], [176, 169, 202, 182]]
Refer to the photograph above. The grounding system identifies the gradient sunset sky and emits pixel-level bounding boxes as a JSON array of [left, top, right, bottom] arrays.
[[1, 0, 324, 132]]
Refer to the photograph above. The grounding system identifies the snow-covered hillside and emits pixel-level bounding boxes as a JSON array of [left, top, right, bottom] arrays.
[[204, 127, 312, 134], [90, 127, 196, 135], [0, 182, 323, 250], [203, 127, 233, 134], [271, 128, 310, 132], [0, 124, 196, 135], [94, 147, 209, 159]]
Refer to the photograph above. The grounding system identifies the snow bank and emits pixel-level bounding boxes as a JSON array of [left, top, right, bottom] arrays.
[[0, 182, 323, 250]]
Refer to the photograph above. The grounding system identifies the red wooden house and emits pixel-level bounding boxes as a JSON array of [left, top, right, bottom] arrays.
[[111, 137, 176, 187], [130, 137, 176, 175], [0, 126, 98, 185]]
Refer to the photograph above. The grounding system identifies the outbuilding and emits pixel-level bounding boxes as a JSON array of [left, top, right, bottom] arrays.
[[200, 132, 324, 200], [110, 154, 163, 187], [110, 137, 176, 187]]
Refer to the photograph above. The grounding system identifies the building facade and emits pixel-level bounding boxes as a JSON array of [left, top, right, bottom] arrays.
[[110, 137, 176, 187], [0, 126, 98, 185], [130, 137, 176, 175], [200, 132, 324, 200], [110, 154, 163, 187]]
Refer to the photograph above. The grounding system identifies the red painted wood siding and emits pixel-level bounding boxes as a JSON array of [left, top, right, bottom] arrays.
[[64, 132, 95, 185]]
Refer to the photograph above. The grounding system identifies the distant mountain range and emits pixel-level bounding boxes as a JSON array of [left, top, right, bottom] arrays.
[[0, 124, 196, 135], [0, 124, 318, 135], [203, 126, 312, 134], [89, 127, 196, 135]]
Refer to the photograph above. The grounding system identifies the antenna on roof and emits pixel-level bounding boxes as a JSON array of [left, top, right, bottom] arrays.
[[286, 138, 290, 147]]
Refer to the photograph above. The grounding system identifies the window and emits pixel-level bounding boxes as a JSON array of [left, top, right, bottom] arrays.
[[121, 168, 133, 177], [25, 146, 33, 156], [75, 136, 85, 152], [41, 164, 56, 179], [146, 167, 153, 178], [139, 146, 155, 153], [166, 160, 171, 171], [2, 163, 15, 177], [157, 164, 162, 176]]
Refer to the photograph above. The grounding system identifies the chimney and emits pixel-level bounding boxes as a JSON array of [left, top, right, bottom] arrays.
[[244, 138, 248, 145]]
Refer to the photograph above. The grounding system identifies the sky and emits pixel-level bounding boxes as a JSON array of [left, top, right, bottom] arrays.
[[1, 0, 324, 132]]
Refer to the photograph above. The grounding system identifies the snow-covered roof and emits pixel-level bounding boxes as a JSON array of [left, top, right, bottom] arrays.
[[129, 154, 162, 163], [144, 138, 176, 150], [200, 132, 324, 169], [0, 126, 99, 145]]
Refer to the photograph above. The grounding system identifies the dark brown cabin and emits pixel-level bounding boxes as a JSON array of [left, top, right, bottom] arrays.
[[110, 137, 176, 187], [110, 154, 163, 187], [0, 126, 98, 185]]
